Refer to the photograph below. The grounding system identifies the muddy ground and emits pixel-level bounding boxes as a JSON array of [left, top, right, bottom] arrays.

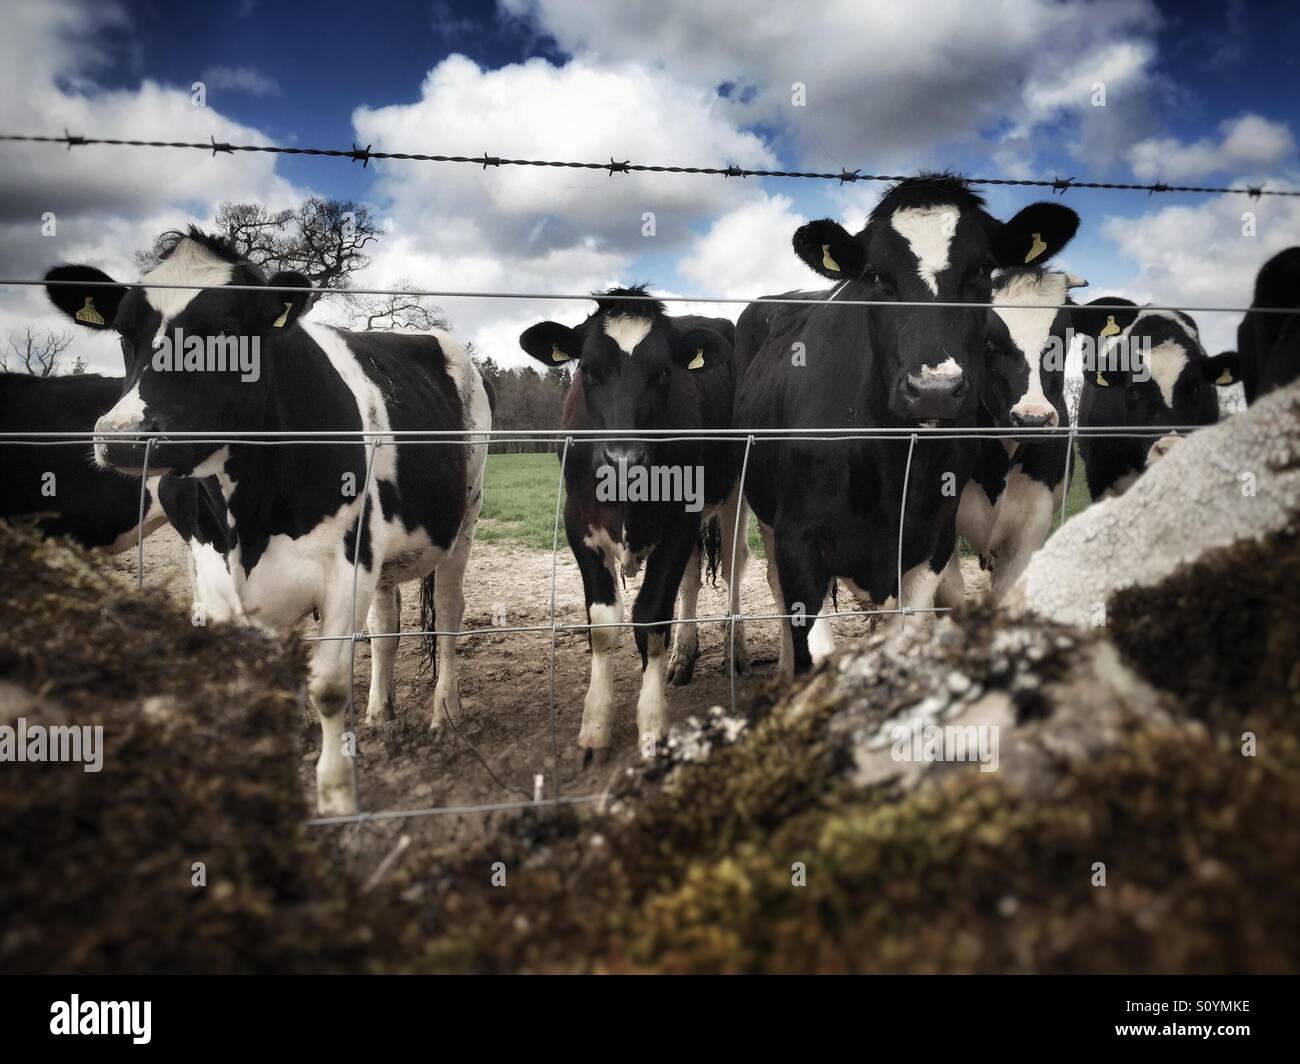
[[109, 530, 989, 870]]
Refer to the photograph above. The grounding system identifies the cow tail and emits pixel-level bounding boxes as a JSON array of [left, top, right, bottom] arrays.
[[701, 515, 722, 588], [418, 569, 438, 679]]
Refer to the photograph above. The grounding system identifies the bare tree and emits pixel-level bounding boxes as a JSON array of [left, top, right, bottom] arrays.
[[134, 197, 381, 293], [340, 281, 452, 332], [2, 327, 76, 377]]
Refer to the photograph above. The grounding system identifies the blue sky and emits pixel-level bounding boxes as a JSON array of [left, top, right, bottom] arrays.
[[2, 0, 1298, 368]]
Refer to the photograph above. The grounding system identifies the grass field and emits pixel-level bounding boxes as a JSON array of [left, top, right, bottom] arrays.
[[479, 447, 1094, 555]]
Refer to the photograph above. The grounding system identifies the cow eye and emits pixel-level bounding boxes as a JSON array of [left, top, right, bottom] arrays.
[[863, 266, 881, 286]]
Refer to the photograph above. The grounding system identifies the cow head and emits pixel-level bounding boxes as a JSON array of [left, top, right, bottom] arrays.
[[45, 228, 311, 476], [519, 287, 724, 473], [1077, 300, 1239, 464], [981, 269, 1089, 429], [790, 175, 1079, 423]]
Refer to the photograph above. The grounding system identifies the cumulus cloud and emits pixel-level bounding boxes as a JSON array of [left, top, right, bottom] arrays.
[[1127, 114, 1297, 181], [351, 53, 781, 363], [0, 0, 305, 373], [502, 0, 1164, 173]]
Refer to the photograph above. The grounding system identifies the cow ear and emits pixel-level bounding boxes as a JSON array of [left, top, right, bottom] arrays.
[[672, 326, 729, 371], [45, 265, 126, 330], [520, 321, 580, 366], [264, 272, 312, 331], [1093, 367, 1119, 388], [1073, 299, 1139, 343], [995, 203, 1079, 267], [1202, 351, 1240, 387], [792, 219, 866, 280]]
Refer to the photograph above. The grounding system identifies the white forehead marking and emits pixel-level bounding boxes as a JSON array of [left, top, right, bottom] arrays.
[[1147, 338, 1189, 409], [890, 204, 957, 296], [602, 314, 653, 354], [994, 272, 1068, 406], [141, 238, 235, 340]]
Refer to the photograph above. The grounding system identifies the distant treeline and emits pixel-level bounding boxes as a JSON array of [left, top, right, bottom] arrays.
[[471, 355, 570, 454]]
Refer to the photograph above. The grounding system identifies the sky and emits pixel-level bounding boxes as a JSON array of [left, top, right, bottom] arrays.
[[0, 0, 1297, 374]]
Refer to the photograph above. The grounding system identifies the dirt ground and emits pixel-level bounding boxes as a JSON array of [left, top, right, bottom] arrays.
[[109, 529, 990, 873]]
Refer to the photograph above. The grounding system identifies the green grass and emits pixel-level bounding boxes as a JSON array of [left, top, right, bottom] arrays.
[[477, 452, 565, 550], [478, 448, 1093, 555]]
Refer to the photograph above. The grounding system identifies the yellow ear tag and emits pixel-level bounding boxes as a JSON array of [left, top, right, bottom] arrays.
[[1100, 315, 1121, 338], [821, 244, 841, 273], [272, 302, 293, 328], [1095, 371, 1110, 387], [687, 347, 705, 370], [550, 345, 571, 363], [75, 297, 105, 326], [1024, 232, 1047, 263], [1216, 369, 1233, 385]]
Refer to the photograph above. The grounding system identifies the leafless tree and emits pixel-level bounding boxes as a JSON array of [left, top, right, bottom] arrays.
[[135, 197, 381, 294], [340, 281, 452, 332], [2, 326, 77, 377]]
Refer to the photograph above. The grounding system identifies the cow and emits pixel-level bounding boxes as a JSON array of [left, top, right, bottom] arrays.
[[938, 268, 1087, 606], [44, 228, 492, 816], [519, 287, 748, 761], [1, 372, 168, 551], [733, 174, 1079, 675], [1073, 297, 1238, 501], [1223, 246, 1300, 403]]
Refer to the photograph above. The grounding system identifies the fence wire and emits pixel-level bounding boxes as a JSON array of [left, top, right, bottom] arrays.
[[2, 130, 1296, 198], [4, 423, 1193, 828]]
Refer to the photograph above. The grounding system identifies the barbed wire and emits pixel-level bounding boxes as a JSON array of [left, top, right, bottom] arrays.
[[1, 130, 1294, 198], [14, 276, 1296, 316]]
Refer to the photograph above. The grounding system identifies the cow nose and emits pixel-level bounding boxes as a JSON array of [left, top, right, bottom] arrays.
[[1008, 408, 1058, 428], [601, 446, 648, 470], [900, 370, 968, 421]]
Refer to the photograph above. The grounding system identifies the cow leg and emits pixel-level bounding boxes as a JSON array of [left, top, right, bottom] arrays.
[[987, 471, 1055, 603], [574, 534, 622, 756], [310, 578, 376, 817], [430, 534, 472, 728], [759, 522, 794, 679], [934, 550, 965, 609], [633, 523, 698, 746], [365, 585, 400, 725], [774, 530, 830, 676], [666, 540, 702, 686], [808, 582, 837, 665], [717, 483, 752, 676]]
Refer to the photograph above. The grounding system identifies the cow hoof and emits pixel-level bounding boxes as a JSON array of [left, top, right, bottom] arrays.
[[666, 652, 697, 686], [316, 782, 358, 819], [580, 746, 610, 768], [727, 653, 752, 677]]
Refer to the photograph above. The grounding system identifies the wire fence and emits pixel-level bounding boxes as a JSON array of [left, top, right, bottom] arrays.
[[2, 130, 1297, 198], [4, 421, 1197, 828]]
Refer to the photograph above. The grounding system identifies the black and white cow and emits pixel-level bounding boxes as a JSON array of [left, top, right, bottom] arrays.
[[733, 175, 1078, 675], [1074, 297, 1238, 500], [45, 229, 492, 816], [519, 288, 748, 760], [939, 268, 1086, 605], [1, 372, 168, 550], [1225, 246, 1300, 403]]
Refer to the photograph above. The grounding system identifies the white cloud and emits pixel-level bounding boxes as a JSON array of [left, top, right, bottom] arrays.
[[199, 66, 281, 97], [351, 53, 782, 364], [1100, 181, 1300, 355], [1127, 114, 1296, 181], [502, 0, 1163, 170], [0, 0, 306, 375]]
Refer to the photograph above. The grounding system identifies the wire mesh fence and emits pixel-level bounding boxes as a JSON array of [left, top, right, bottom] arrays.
[[3, 421, 1203, 827]]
